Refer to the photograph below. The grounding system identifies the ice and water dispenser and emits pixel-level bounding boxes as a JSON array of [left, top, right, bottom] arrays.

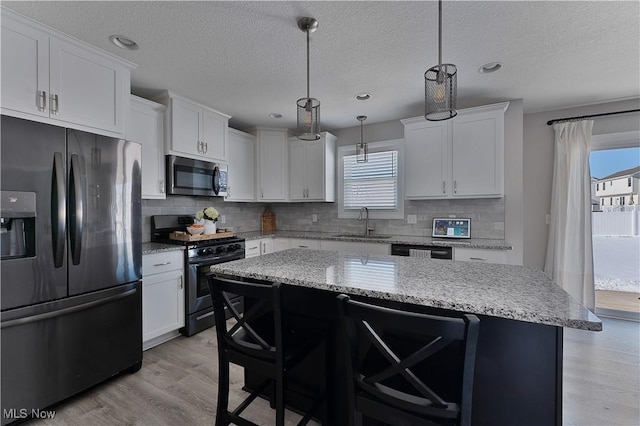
[[1, 191, 36, 260]]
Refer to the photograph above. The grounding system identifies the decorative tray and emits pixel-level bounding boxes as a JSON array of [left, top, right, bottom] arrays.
[[169, 231, 234, 242]]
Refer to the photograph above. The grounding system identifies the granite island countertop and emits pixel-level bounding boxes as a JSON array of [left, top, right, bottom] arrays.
[[236, 230, 512, 250], [210, 248, 601, 331]]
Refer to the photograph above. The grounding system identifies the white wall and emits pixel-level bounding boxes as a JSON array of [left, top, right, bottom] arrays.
[[523, 98, 640, 269]]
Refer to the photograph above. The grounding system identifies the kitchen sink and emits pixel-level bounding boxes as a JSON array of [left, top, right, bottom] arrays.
[[333, 234, 392, 239]]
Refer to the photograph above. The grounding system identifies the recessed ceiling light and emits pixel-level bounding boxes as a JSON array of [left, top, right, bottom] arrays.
[[478, 62, 502, 74], [355, 93, 371, 101], [109, 35, 138, 50], [269, 113, 283, 119]]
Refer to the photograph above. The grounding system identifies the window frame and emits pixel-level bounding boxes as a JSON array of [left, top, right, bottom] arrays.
[[337, 139, 405, 220]]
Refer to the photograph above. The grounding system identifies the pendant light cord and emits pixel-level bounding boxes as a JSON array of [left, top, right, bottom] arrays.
[[438, 0, 442, 70], [306, 29, 310, 100]]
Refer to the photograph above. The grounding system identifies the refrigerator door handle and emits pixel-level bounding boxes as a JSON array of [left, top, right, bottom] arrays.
[[52, 152, 66, 268], [69, 154, 85, 265], [1, 288, 137, 329]]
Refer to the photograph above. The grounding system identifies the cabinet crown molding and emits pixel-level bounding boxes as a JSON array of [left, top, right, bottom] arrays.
[[154, 90, 232, 119], [401, 101, 509, 125], [1, 6, 136, 70]]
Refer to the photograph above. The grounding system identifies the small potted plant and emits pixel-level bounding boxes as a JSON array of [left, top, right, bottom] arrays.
[[195, 207, 220, 235]]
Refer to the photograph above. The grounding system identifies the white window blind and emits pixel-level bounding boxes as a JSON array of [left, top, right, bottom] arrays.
[[343, 150, 398, 210]]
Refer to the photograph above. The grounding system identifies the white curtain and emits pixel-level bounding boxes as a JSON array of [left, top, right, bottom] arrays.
[[544, 120, 595, 310]]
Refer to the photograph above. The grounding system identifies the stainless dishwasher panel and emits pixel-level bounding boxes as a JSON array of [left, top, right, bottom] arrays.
[[390, 244, 453, 259]]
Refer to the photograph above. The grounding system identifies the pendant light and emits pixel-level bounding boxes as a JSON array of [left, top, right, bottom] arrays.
[[296, 17, 321, 140], [356, 115, 368, 163], [425, 0, 457, 121]]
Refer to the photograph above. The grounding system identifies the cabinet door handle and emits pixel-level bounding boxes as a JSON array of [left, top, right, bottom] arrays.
[[261, 188, 264, 198], [453, 180, 457, 194], [179, 276, 183, 289], [443, 181, 446, 194], [204, 142, 208, 154], [50, 94, 59, 115], [298, 245, 308, 248], [159, 180, 165, 193], [37, 90, 47, 111], [153, 261, 171, 266], [197, 141, 201, 153], [469, 257, 487, 261]]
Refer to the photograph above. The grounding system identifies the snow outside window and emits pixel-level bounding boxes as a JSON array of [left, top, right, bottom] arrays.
[[338, 139, 404, 219]]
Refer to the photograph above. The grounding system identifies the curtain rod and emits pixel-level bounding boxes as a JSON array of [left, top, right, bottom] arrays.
[[546, 109, 640, 126]]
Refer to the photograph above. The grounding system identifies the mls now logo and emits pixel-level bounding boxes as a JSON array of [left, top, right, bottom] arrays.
[[3, 408, 55, 420]]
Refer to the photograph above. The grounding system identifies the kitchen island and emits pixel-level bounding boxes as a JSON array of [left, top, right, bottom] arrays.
[[210, 249, 601, 425]]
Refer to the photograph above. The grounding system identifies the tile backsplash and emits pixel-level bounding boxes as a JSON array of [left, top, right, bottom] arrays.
[[142, 196, 505, 242]]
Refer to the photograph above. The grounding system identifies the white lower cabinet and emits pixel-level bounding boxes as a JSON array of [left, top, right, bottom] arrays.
[[261, 238, 275, 255], [453, 247, 510, 264], [245, 237, 278, 257], [289, 238, 320, 250], [320, 240, 390, 255], [142, 251, 185, 350], [274, 238, 291, 252], [245, 239, 262, 258]]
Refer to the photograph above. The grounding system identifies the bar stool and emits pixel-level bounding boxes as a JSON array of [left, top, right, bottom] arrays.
[[336, 295, 480, 426], [208, 274, 327, 426]]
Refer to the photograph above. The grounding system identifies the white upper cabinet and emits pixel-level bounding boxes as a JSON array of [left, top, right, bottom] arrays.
[[1, 8, 134, 137], [155, 91, 230, 162], [289, 132, 336, 202], [127, 95, 166, 199], [226, 128, 255, 202], [402, 102, 508, 199], [403, 120, 449, 198], [256, 128, 289, 201]]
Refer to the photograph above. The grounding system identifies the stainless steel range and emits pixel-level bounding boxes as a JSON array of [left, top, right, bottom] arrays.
[[151, 215, 245, 336]]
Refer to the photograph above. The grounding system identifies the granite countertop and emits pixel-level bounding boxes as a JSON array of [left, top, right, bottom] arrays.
[[142, 242, 185, 255], [236, 230, 512, 250], [210, 249, 601, 331]]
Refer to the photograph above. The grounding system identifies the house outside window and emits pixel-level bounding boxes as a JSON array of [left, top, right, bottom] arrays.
[[629, 177, 632, 187], [338, 139, 404, 219]]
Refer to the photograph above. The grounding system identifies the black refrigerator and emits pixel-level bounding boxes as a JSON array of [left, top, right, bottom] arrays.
[[0, 116, 143, 425]]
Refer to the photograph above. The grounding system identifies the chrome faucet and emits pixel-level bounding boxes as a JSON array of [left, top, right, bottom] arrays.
[[358, 207, 374, 237]]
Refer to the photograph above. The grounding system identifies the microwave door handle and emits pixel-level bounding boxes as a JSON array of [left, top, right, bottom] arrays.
[[69, 154, 85, 265], [212, 166, 220, 196], [52, 152, 66, 268]]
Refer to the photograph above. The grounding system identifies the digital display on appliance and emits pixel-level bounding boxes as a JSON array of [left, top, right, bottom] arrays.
[[432, 218, 471, 239]]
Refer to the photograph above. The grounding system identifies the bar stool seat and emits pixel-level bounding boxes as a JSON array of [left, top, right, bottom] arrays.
[[208, 274, 327, 426], [336, 295, 480, 426]]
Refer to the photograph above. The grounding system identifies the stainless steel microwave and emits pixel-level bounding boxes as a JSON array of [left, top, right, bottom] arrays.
[[166, 155, 227, 197]]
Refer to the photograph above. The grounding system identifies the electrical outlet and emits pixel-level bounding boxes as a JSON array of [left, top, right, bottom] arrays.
[[407, 214, 417, 224], [220, 215, 226, 224], [312, 214, 318, 223]]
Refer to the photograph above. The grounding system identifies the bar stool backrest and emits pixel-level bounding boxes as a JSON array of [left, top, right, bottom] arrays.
[[337, 295, 480, 426], [210, 276, 283, 363]]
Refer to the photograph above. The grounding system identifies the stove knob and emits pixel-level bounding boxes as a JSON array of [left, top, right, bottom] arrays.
[[227, 245, 235, 252], [208, 248, 216, 255], [197, 248, 208, 256], [234, 244, 242, 250], [216, 246, 225, 254]]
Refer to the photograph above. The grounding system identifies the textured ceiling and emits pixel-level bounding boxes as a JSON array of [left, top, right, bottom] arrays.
[[4, 1, 639, 132]]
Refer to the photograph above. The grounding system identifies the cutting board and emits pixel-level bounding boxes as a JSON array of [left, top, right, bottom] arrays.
[[170, 231, 234, 242]]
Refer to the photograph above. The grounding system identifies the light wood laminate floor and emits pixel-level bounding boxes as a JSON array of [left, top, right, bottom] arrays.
[[23, 318, 639, 426]]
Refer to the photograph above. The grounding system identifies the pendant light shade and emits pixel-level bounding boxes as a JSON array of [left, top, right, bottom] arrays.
[[297, 17, 321, 140], [356, 115, 368, 163], [425, 0, 457, 121]]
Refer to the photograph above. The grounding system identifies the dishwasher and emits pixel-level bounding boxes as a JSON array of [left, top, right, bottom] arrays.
[[390, 244, 453, 259]]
